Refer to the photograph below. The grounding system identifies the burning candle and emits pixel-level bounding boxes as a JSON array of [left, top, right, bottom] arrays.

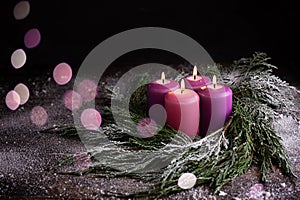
[[147, 72, 179, 109], [164, 80, 200, 138], [198, 75, 232, 137], [184, 66, 211, 92]]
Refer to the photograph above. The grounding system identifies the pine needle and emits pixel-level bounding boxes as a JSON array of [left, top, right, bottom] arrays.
[[44, 52, 299, 198]]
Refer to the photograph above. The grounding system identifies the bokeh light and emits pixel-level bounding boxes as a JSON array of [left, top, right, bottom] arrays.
[[5, 90, 21, 110], [53, 62, 72, 85], [177, 173, 197, 189], [24, 28, 41, 48], [30, 106, 48, 126], [80, 108, 102, 130], [11, 49, 26, 69], [249, 183, 265, 199], [148, 104, 167, 127], [63, 90, 82, 111], [14, 83, 30, 105], [136, 118, 158, 138], [76, 79, 98, 102], [13, 1, 30, 20]]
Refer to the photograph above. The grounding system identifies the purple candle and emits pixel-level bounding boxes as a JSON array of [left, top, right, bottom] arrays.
[[198, 75, 232, 137], [184, 66, 211, 92], [147, 72, 179, 109]]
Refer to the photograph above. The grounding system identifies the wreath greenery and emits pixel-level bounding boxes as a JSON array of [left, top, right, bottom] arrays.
[[44, 52, 299, 198]]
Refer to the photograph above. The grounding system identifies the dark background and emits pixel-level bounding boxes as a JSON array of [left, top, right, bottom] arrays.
[[0, 1, 299, 86]]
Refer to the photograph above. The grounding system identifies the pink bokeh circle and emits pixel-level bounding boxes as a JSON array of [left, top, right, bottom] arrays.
[[53, 62, 72, 85], [80, 108, 102, 130], [136, 117, 158, 138], [63, 90, 83, 111], [24, 28, 41, 48], [76, 79, 98, 102], [30, 106, 48, 126], [5, 90, 21, 110]]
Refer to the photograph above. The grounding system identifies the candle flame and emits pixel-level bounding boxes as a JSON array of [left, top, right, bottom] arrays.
[[180, 79, 185, 94], [161, 72, 165, 84], [193, 66, 197, 80], [212, 75, 217, 88]]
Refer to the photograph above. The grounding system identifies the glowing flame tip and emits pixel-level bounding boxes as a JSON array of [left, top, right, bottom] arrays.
[[161, 72, 165, 83], [193, 66, 197, 77]]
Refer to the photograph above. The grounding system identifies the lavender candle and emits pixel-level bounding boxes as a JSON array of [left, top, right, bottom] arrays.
[[147, 72, 179, 109], [198, 75, 232, 137], [184, 66, 211, 92]]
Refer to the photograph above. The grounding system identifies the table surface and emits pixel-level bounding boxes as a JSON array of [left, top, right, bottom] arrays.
[[0, 71, 299, 200]]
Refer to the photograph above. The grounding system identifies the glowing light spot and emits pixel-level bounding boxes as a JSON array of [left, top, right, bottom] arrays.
[[13, 1, 30, 20], [11, 49, 26, 69], [148, 104, 166, 127], [30, 106, 48, 126], [14, 83, 30, 105], [5, 90, 20, 110], [178, 173, 197, 189], [63, 90, 82, 111], [76, 79, 98, 102], [249, 183, 265, 199], [53, 62, 72, 85], [24, 28, 41, 48], [136, 118, 158, 138], [80, 108, 102, 130]]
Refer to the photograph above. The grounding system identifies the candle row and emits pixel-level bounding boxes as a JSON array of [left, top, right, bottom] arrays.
[[147, 67, 232, 138]]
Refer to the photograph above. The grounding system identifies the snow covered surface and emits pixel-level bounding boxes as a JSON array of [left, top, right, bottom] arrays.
[[0, 74, 299, 199]]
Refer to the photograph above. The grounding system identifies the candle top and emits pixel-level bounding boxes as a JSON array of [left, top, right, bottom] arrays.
[[165, 79, 199, 104], [184, 75, 211, 90], [153, 72, 171, 84], [207, 84, 223, 89], [187, 66, 202, 81], [208, 75, 223, 90], [148, 78, 179, 92], [166, 88, 199, 104], [155, 79, 171, 84], [198, 83, 232, 98], [197, 75, 232, 97], [173, 88, 195, 95], [186, 75, 203, 81]]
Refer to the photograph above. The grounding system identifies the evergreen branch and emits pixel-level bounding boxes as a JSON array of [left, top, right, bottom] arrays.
[[44, 52, 298, 198]]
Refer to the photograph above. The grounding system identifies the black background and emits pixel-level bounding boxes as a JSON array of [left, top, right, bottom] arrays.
[[0, 1, 299, 85]]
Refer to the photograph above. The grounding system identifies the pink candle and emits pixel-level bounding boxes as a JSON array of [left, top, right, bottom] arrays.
[[198, 75, 232, 137], [147, 72, 179, 109], [184, 66, 211, 92], [164, 80, 200, 138]]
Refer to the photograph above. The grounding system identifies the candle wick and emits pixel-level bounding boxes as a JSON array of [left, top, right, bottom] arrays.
[[181, 89, 184, 94], [162, 79, 165, 84], [193, 75, 196, 80], [214, 83, 216, 89]]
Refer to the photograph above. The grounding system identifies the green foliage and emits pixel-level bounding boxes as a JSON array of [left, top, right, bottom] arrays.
[[46, 52, 299, 198], [148, 52, 298, 198]]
